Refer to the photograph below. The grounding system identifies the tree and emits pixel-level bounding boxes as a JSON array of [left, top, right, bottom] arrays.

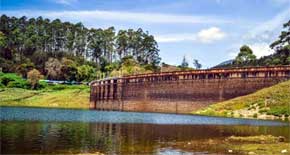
[[16, 60, 35, 78], [45, 58, 62, 80], [193, 59, 202, 69], [234, 45, 256, 64], [27, 69, 43, 89], [180, 56, 189, 68], [61, 58, 78, 81], [0, 31, 6, 47], [77, 65, 96, 82], [270, 20, 290, 50]]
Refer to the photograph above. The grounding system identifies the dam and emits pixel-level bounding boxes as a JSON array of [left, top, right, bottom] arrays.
[[90, 65, 290, 114]]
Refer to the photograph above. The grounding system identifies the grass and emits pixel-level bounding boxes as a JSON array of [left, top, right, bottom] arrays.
[[0, 85, 90, 109], [193, 80, 290, 119], [163, 135, 289, 155], [226, 135, 281, 143]]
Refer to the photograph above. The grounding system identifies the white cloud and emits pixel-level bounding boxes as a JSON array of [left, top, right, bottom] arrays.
[[156, 27, 226, 43], [250, 43, 274, 58], [1, 10, 232, 25], [54, 0, 77, 5], [196, 27, 226, 43]]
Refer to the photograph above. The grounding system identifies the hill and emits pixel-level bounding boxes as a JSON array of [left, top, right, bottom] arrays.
[[0, 85, 90, 109], [193, 80, 290, 120]]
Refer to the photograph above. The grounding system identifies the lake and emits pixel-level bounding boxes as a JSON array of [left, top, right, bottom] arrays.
[[1, 107, 289, 154]]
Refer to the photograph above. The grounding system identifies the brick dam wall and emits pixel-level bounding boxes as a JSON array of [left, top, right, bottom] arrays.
[[90, 66, 290, 114]]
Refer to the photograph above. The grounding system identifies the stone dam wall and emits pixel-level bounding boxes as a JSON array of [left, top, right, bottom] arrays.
[[90, 66, 290, 114]]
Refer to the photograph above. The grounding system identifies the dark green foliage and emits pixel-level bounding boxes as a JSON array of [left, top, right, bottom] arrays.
[[37, 81, 48, 90], [0, 83, 4, 88], [180, 56, 189, 69], [7, 80, 29, 89], [253, 113, 258, 118], [0, 15, 161, 81], [234, 45, 256, 65], [0, 73, 29, 88], [193, 59, 202, 69], [266, 107, 289, 116], [77, 65, 97, 82]]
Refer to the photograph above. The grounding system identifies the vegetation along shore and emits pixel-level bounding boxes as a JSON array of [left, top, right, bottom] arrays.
[[193, 80, 290, 120]]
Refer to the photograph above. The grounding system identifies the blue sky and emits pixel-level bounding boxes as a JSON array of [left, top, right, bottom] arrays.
[[1, 0, 290, 68]]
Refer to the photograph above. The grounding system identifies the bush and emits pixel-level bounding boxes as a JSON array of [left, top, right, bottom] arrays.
[[7, 80, 29, 89], [0, 73, 24, 86], [36, 81, 48, 90], [0, 82, 4, 88], [267, 107, 289, 116], [0, 73, 29, 89], [253, 113, 258, 118]]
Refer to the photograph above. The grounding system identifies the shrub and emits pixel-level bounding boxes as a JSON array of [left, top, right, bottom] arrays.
[[0, 73, 23, 86], [0, 73, 29, 89], [267, 107, 289, 116], [253, 113, 258, 118], [0, 82, 4, 88], [7, 80, 29, 89], [36, 81, 48, 90]]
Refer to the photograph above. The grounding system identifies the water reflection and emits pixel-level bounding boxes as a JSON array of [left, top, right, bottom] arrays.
[[1, 107, 289, 154], [1, 121, 289, 154]]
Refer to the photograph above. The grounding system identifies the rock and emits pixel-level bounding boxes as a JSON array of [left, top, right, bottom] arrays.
[[278, 136, 285, 142], [281, 149, 288, 154], [248, 152, 256, 155]]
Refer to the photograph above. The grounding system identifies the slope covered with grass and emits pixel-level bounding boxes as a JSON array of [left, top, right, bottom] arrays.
[[194, 80, 290, 119], [0, 85, 90, 109]]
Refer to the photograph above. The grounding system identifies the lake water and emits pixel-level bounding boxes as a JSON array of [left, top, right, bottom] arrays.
[[1, 107, 289, 154]]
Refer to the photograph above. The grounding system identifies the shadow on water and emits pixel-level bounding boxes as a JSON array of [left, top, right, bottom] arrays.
[[1, 107, 289, 154]]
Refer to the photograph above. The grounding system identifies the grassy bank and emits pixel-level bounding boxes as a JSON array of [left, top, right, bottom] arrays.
[[0, 85, 90, 109], [193, 80, 290, 120]]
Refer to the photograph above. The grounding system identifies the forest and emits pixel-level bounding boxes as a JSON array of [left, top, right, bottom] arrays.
[[0, 15, 161, 82]]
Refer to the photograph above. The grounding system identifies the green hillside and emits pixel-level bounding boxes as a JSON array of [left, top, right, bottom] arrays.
[[194, 80, 290, 119], [0, 86, 90, 109]]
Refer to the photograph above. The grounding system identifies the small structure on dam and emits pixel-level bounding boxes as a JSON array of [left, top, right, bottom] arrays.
[[90, 65, 290, 114]]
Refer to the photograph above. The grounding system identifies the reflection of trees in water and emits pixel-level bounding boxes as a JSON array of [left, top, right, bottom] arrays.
[[1, 121, 113, 154], [1, 121, 289, 154]]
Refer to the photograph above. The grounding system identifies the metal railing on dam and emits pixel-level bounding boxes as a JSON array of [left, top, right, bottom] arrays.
[[90, 65, 290, 114]]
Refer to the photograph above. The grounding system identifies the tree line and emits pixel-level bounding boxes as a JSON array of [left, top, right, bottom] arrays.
[[0, 15, 161, 81]]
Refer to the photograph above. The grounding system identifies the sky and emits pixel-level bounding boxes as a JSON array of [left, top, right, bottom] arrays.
[[1, 0, 290, 68]]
